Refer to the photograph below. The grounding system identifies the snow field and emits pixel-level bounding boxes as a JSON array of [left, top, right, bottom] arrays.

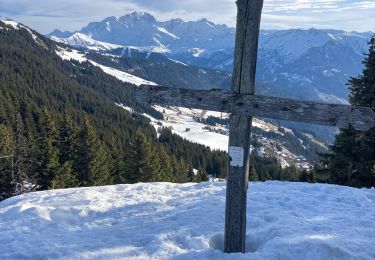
[[55, 47, 157, 86], [52, 33, 123, 51], [147, 106, 229, 151], [143, 105, 277, 152], [1, 182, 375, 259]]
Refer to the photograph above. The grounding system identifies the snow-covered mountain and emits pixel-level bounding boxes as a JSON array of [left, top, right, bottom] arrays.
[[1, 181, 374, 259], [48, 12, 234, 54], [51, 32, 123, 51], [48, 12, 372, 104], [184, 29, 371, 103], [48, 12, 370, 63]]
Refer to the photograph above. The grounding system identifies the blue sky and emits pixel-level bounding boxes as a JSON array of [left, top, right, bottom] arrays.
[[0, 0, 374, 33]]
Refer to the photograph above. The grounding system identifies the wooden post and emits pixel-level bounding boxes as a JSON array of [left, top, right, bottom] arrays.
[[224, 0, 264, 253]]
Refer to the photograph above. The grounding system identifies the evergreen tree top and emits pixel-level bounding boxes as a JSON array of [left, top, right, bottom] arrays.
[[348, 35, 375, 109]]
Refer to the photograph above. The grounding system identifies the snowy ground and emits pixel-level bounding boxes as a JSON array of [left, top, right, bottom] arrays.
[[1, 182, 374, 259]]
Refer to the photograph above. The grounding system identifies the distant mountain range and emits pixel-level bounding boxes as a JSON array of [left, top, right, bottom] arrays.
[[47, 12, 234, 54], [48, 12, 373, 104]]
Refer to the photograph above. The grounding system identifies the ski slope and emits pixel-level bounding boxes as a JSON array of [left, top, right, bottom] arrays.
[[1, 182, 374, 259]]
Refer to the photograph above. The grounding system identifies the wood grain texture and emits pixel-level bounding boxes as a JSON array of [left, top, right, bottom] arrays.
[[135, 85, 375, 131], [225, 115, 252, 253]]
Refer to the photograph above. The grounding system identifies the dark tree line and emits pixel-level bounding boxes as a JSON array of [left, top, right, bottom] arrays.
[[248, 154, 313, 183], [0, 22, 213, 200], [0, 110, 211, 200]]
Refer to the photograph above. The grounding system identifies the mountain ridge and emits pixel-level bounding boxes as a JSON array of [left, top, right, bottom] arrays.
[[47, 12, 372, 105], [47, 12, 372, 55]]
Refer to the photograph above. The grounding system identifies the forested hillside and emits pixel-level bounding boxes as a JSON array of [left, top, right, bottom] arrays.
[[0, 21, 228, 200]]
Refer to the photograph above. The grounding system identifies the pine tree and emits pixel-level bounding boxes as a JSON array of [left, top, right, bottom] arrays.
[[319, 127, 360, 185], [58, 113, 79, 165], [33, 109, 61, 190], [173, 159, 190, 183], [169, 156, 181, 183], [319, 36, 375, 188], [249, 163, 258, 181], [196, 169, 209, 182], [126, 129, 161, 183], [109, 138, 127, 184], [158, 146, 174, 182], [77, 116, 111, 186], [56, 113, 81, 187], [50, 161, 78, 189], [13, 113, 30, 195], [349, 37, 375, 109], [0, 123, 14, 200]]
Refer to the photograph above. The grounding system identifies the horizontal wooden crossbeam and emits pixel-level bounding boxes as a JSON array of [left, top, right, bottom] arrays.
[[135, 85, 375, 131]]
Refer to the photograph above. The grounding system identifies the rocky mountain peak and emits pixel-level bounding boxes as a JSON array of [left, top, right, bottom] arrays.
[[118, 11, 156, 25]]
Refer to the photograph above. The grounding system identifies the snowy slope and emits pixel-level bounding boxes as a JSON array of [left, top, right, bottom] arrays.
[[258, 29, 370, 62], [1, 19, 20, 29], [118, 104, 274, 152], [1, 19, 46, 47], [140, 105, 276, 152], [55, 47, 157, 86], [52, 32, 123, 51], [144, 105, 229, 151], [1, 182, 374, 259]]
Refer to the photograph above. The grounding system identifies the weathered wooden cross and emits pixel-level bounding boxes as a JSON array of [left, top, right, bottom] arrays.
[[135, 0, 375, 253]]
